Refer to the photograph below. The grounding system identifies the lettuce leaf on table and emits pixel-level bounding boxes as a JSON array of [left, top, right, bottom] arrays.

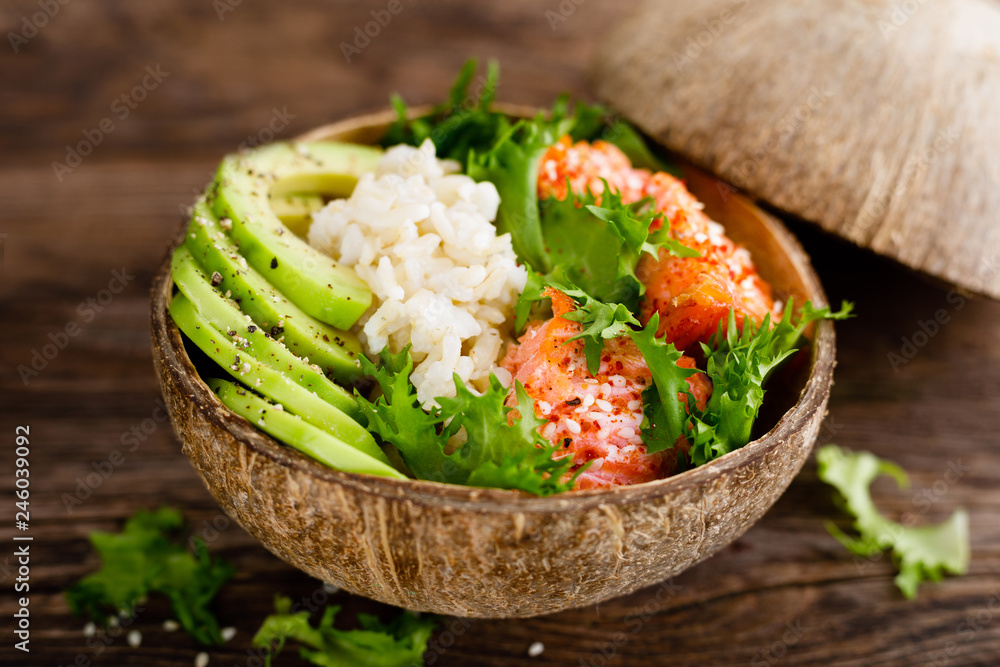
[[65, 507, 234, 646], [816, 445, 970, 599], [253, 595, 436, 667]]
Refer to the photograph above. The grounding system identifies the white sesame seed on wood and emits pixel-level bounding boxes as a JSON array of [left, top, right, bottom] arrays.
[[163, 620, 180, 632], [528, 641, 545, 657], [221, 627, 237, 642], [127, 630, 142, 648], [195, 652, 210, 667], [83, 622, 96, 638]]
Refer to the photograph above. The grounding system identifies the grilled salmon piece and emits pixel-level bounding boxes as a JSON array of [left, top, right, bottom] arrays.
[[501, 289, 711, 489], [537, 137, 777, 352]]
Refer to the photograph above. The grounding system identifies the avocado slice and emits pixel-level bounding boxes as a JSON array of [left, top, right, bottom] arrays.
[[269, 192, 325, 238], [185, 198, 362, 382], [208, 378, 406, 479], [168, 293, 391, 466], [171, 244, 357, 416], [209, 141, 382, 328]]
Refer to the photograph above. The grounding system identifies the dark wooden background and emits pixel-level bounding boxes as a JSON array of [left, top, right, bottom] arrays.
[[1, 2, 998, 665]]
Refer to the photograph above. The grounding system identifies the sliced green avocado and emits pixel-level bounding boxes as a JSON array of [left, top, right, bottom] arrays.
[[269, 192, 325, 238], [208, 378, 406, 479], [168, 293, 391, 466], [209, 141, 382, 328], [171, 244, 357, 416], [184, 197, 362, 382]]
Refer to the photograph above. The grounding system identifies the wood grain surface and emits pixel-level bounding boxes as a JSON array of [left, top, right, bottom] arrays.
[[1, 1, 998, 665]]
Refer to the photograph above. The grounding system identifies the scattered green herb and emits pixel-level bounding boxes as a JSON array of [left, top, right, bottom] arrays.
[[816, 445, 970, 599], [252, 595, 437, 667], [65, 507, 234, 645]]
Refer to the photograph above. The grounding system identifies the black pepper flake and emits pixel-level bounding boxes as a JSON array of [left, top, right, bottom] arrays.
[[565, 397, 582, 406], [210, 271, 223, 286], [270, 325, 284, 337], [247, 325, 258, 333], [270, 257, 278, 269], [227, 330, 237, 336], [563, 438, 572, 448]]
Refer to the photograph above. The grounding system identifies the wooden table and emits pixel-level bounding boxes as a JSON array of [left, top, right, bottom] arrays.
[[2, 2, 997, 665]]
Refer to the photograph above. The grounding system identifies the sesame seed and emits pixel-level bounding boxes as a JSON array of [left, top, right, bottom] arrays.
[[127, 630, 142, 648], [627, 400, 642, 411], [241, 362, 252, 374], [596, 399, 613, 412], [600, 383, 612, 397], [596, 428, 610, 440], [195, 652, 210, 667], [83, 622, 96, 638], [221, 627, 237, 642], [609, 375, 626, 387], [590, 458, 605, 472], [564, 418, 581, 435], [620, 427, 636, 438], [163, 620, 180, 632], [538, 401, 552, 415], [584, 378, 598, 385], [108, 616, 119, 629], [582, 395, 595, 407], [528, 641, 545, 657], [574, 406, 586, 414]]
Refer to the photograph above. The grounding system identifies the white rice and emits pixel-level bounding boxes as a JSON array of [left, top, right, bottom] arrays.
[[309, 139, 527, 407]]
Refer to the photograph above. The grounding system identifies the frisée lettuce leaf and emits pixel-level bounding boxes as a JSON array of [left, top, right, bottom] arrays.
[[681, 299, 853, 465], [65, 507, 235, 646], [355, 346, 583, 495], [252, 594, 437, 667], [816, 445, 970, 599], [384, 59, 680, 273]]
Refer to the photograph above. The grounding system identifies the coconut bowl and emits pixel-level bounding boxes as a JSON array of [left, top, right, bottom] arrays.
[[151, 107, 836, 618]]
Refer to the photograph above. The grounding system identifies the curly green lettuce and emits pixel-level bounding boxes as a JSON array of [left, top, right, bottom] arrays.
[[65, 507, 234, 646], [816, 445, 970, 599], [253, 595, 437, 667], [355, 346, 583, 495]]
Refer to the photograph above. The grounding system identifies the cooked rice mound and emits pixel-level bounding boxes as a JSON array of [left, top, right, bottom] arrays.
[[308, 139, 527, 407]]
